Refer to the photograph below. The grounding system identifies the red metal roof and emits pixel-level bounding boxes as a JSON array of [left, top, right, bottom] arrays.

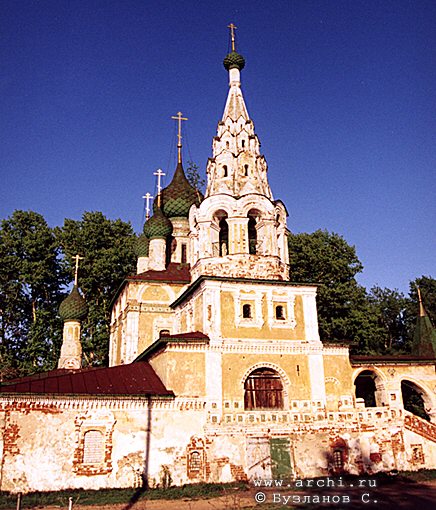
[[0, 362, 173, 397], [159, 331, 209, 340], [128, 263, 191, 283]]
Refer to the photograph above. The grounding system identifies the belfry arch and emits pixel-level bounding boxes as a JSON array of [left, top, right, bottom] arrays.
[[401, 379, 433, 422], [354, 369, 387, 408]]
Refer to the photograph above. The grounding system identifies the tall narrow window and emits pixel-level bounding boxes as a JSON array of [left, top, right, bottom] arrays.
[[244, 164, 249, 176], [333, 450, 344, 470], [222, 165, 228, 177], [244, 368, 283, 410], [241, 139, 245, 148], [276, 305, 285, 320], [243, 304, 252, 319], [219, 217, 229, 256], [83, 430, 105, 464], [181, 243, 187, 263], [248, 216, 257, 254]]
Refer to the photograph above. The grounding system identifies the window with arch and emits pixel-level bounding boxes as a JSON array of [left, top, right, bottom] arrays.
[[226, 141, 229, 149], [83, 430, 105, 464], [242, 304, 252, 319], [244, 164, 249, 176], [189, 451, 202, 473], [244, 368, 284, 410], [247, 210, 260, 255], [222, 165, 228, 177]]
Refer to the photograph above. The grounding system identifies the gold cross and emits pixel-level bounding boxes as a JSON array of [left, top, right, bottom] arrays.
[[228, 23, 237, 51], [73, 254, 84, 286], [153, 169, 165, 207], [171, 111, 188, 163], [142, 192, 154, 220]]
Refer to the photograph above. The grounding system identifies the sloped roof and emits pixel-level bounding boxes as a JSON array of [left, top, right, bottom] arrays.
[[0, 361, 173, 397], [128, 263, 191, 283], [135, 331, 210, 361]]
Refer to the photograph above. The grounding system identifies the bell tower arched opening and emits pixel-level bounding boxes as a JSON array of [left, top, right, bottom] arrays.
[[401, 380, 431, 422], [247, 209, 261, 255]]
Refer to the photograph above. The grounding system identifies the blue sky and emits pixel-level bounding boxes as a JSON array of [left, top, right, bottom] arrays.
[[1, 0, 435, 293]]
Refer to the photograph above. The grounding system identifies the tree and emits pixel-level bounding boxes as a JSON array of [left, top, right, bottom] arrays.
[[0, 210, 66, 379], [56, 212, 136, 366], [288, 230, 382, 352], [186, 161, 206, 198], [367, 286, 407, 352]]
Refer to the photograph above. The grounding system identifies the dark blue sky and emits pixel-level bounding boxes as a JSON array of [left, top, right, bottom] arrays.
[[1, 0, 435, 293]]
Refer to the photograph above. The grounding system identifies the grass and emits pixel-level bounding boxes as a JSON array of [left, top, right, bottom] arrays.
[[1, 470, 436, 509], [0, 481, 248, 509]]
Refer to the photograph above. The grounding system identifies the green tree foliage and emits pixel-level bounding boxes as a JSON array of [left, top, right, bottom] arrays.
[[56, 212, 136, 366], [367, 286, 407, 352], [288, 230, 386, 353], [186, 161, 206, 197], [0, 210, 66, 379]]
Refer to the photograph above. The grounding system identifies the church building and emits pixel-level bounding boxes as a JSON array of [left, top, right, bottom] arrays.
[[1, 30, 436, 493]]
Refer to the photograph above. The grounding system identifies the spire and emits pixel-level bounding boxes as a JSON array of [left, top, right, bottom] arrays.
[[171, 111, 188, 164], [204, 25, 272, 199], [412, 287, 436, 358], [222, 24, 248, 121]]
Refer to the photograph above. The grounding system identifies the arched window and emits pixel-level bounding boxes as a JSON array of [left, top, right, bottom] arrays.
[[226, 141, 229, 149], [354, 370, 377, 407], [275, 305, 285, 320], [243, 304, 252, 319], [244, 164, 249, 176], [219, 218, 229, 256], [83, 430, 105, 464], [401, 380, 430, 421], [244, 368, 283, 410], [189, 451, 202, 473], [247, 210, 260, 255], [222, 165, 228, 177]]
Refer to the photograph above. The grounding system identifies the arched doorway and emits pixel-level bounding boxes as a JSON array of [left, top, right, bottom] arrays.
[[401, 380, 431, 422], [354, 370, 384, 407], [244, 368, 283, 410]]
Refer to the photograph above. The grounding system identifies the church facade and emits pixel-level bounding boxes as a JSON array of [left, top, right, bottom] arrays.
[[1, 38, 436, 493]]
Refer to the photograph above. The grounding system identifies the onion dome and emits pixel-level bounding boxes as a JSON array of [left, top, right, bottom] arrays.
[[154, 162, 203, 218], [142, 217, 152, 237], [147, 207, 173, 239], [135, 234, 150, 257], [59, 285, 88, 322], [223, 51, 245, 71]]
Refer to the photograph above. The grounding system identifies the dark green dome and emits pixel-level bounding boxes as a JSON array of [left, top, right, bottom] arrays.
[[223, 51, 245, 71], [154, 163, 203, 218], [142, 218, 152, 237], [59, 285, 88, 322], [147, 207, 173, 239], [135, 234, 150, 257]]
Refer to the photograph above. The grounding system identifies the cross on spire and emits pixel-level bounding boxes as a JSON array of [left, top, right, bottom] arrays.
[[171, 111, 188, 164], [142, 192, 154, 220], [73, 254, 84, 286], [153, 169, 165, 207], [228, 23, 237, 51]]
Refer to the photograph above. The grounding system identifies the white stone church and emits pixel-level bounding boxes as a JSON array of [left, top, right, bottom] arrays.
[[1, 33, 436, 493]]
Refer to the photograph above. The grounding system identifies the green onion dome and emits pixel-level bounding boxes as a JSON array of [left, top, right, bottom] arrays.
[[147, 207, 173, 239], [223, 51, 245, 71], [155, 163, 203, 218], [142, 217, 152, 237], [59, 285, 88, 322], [135, 234, 150, 257]]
